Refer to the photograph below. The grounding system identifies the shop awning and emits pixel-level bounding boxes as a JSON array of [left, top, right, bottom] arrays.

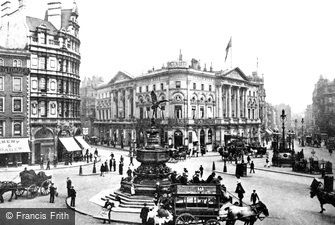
[[59, 137, 82, 152], [265, 128, 273, 135], [74, 136, 91, 149], [0, 138, 30, 154]]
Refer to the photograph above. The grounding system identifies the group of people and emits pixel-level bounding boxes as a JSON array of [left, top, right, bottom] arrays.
[[48, 177, 76, 207]]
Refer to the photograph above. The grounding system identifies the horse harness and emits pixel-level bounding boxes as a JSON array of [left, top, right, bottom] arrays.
[[250, 204, 266, 221]]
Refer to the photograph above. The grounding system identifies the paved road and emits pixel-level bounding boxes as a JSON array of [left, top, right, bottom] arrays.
[[1, 142, 335, 225]]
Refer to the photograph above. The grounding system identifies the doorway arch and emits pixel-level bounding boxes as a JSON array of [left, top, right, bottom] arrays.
[[174, 130, 183, 148]]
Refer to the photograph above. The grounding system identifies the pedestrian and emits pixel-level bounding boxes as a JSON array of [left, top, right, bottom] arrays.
[[250, 190, 260, 205], [120, 155, 124, 163], [66, 177, 72, 197], [86, 153, 89, 163], [70, 186, 76, 207], [119, 161, 123, 175], [102, 199, 114, 224], [129, 152, 134, 166], [250, 161, 255, 173], [53, 156, 57, 168], [94, 148, 98, 156], [110, 153, 114, 159], [109, 158, 113, 172], [140, 203, 149, 225], [113, 158, 116, 172], [40, 157, 44, 169], [265, 157, 270, 168], [235, 181, 245, 206], [199, 165, 204, 178], [104, 160, 109, 173], [206, 172, 216, 183], [49, 183, 56, 203], [89, 153, 93, 162], [69, 154, 72, 165], [46, 158, 51, 170], [100, 163, 105, 177], [247, 155, 251, 164]]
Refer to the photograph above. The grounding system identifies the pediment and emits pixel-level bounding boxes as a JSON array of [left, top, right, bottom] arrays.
[[108, 71, 133, 84], [221, 67, 249, 81]]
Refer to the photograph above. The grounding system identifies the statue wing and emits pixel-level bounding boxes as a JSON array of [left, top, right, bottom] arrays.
[[151, 91, 157, 103]]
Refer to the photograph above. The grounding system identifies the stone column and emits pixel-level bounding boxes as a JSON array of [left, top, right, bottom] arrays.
[[218, 85, 222, 118], [228, 86, 232, 118], [236, 87, 240, 118], [245, 89, 248, 119]]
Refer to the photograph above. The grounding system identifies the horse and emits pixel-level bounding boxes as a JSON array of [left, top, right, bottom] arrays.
[[223, 201, 269, 225], [0, 181, 18, 203], [310, 178, 335, 213]]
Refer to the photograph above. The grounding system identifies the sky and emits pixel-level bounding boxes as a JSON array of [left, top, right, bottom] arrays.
[[2, 0, 335, 114]]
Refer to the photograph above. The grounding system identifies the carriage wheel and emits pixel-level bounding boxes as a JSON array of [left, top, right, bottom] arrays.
[[27, 184, 39, 198], [15, 183, 24, 197], [40, 180, 51, 195], [205, 219, 220, 225], [175, 213, 196, 225]]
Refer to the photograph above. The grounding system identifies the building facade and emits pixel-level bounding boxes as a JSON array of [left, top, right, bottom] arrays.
[[312, 76, 335, 136], [94, 55, 265, 150], [0, 48, 30, 166], [0, 1, 81, 163]]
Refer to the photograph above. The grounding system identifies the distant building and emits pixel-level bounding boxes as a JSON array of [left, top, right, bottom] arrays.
[[94, 53, 265, 150], [304, 104, 315, 135], [312, 76, 335, 136], [0, 48, 30, 167], [0, 1, 82, 164]]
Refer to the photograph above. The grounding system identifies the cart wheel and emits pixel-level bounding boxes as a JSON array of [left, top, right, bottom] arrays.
[[205, 219, 220, 225], [27, 184, 39, 198], [15, 183, 24, 197], [175, 213, 196, 225], [40, 180, 51, 195]]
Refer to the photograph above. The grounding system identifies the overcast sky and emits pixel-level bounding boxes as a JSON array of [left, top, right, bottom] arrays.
[[3, 0, 335, 114]]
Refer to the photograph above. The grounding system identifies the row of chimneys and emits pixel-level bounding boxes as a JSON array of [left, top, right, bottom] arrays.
[[1, 0, 63, 30]]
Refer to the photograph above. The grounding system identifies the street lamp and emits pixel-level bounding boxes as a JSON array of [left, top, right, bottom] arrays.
[[301, 118, 305, 147], [280, 109, 287, 151]]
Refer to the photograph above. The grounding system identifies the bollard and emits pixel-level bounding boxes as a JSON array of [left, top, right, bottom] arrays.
[[79, 165, 83, 175], [93, 162, 96, 174], [212, 162, 216, 171], [223, 160, 227, 172]]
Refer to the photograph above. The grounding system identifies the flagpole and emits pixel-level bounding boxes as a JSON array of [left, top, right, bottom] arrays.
[[230, 40, 233, 69]]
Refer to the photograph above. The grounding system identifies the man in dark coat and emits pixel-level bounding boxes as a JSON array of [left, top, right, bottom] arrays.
[[109, 158, 113, 172], [113, 158, 116, 172], [235, 182, 245, 206], [70, 186, 76, 207], [199, 165, 204, 178], [49, 183, 56, 203], [250, 189, 259, 205], [250, 161, 255, 173], [104, 161, 109, 173], [103, 199, 114, 224], [206, 172, 216, 183], [140, 203, 149, 225], [66, 177, 72, 197], [100, 163, 105, 177], [119, 161, 123, 175]]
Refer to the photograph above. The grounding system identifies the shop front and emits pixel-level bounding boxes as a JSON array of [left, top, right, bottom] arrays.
[[58, 137, 82, 163], [0, 138, 30, 167], [74, 136, 92, 154]]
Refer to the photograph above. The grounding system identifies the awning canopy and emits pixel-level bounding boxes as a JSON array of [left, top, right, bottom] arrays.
[[59, 137, 82, 152], [265, 128, 273, 135], [0, 138, 30, 154], [74, 136, 91, 149]]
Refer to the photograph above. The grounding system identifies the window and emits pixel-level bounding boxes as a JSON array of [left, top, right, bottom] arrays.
[[50, 81, 56, 91], [248, 109, 250, 119], [146, 107, 150, 118], [209, 85, 212, 91], [0, 58, 3, 66], [153, 84, 156, 91], [31, 79, 38, 90], [39, 57, 46, 70], [0, 76, 3, 91], [12, 98, 22, 112], [13, 77, 22, 92], [50, 102, 56, 115], [13, 59, 21, 67], [201, 84, 204, 90], [0, 121, 4, 137], [200, 107, 204, 118], [39, 78, 46, 91], [40, 101, 46, 116], [176, 81, 181, 88], [146, 86, 149, 92], [31, 102, 37, 115], [193, 83, 196, 89], [50, 59, 55, 68], [192, 106, 196, 119], [161, 83, 164, 90], [175, 105, 182, 118], [207, 106, 213, 118], [13, 121, 22, 136], [0, 97, 4, 112], [139, 87, 142, 93]]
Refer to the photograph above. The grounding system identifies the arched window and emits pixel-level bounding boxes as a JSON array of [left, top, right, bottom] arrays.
[[50, 102, 56, 115], [31, 102, 37, 115], [13, 121, 22, 136], [0, 58, 4, 66]]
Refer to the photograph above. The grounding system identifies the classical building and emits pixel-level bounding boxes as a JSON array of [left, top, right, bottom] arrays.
[[0, 1, 82, 163], [312, 76, 335, 136], [0, 48, 30, 167], [94, 54, 265, 150]]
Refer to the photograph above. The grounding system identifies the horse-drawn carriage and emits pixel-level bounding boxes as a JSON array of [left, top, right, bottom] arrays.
[[310, 178, 335, 213], [15, 169, 52, 198], [157, 183, 269, 225], [169, 148, 188, 162], [247, 142, 267, 158]]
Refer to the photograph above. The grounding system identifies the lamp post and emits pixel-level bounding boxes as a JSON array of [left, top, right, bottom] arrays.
[[301, 118, 305, 147], [280, 109, 287, 151]]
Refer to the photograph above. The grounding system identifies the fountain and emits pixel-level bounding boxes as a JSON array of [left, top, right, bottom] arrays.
[[120, 91, 171, 195]]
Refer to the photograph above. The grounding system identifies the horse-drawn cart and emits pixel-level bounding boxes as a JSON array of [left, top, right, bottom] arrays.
[[15, 169, 52, 198]]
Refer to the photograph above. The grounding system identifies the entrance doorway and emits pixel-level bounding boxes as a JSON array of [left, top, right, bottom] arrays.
[[174, 130, 183, 148], [200, 129, 205, 147]]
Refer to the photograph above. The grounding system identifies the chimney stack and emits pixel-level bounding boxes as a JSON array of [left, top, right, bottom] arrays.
[[47, 1, 62, 30], [1, 1, 12, 18]]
